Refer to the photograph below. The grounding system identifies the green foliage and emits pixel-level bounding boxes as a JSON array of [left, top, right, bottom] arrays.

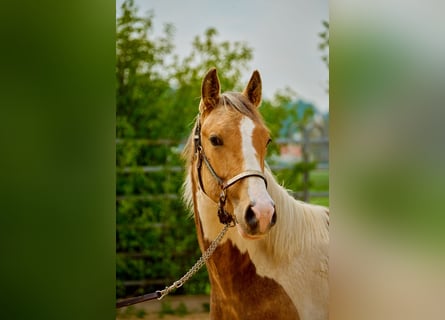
[[310, 197, 329, 207], [116, 0, 175, 139], [318, 20, 329, 93], [274, 162, 316, 191], [261, 88, 298, 155], [170, 27, 254, 139], [262, 88, 325, 203], [310, 170, 330, 191], [318, 20, 329, 68], [175, 27, 253, 91]]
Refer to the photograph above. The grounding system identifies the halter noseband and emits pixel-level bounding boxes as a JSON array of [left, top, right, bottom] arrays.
[[193, 116, 268, 226]]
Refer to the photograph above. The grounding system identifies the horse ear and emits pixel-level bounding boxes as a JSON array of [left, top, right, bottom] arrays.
[[243, 70, 262, 108], [200, 68, 220, 113]]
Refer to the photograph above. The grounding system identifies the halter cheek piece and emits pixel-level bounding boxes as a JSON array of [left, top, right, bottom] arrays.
[[193, 116, 268, 226]]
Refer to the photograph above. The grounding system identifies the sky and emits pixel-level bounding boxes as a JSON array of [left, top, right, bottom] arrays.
[[117, 0, 328, 113]]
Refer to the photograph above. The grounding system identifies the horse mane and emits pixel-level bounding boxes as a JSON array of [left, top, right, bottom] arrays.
[[263, 168, 329, 261]]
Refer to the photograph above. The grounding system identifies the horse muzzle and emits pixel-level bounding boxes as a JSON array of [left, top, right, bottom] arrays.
[[237, 199, 276, 238]]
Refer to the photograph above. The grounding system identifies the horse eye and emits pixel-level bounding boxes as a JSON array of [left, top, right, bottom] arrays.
[[210, 135, 223, 146]]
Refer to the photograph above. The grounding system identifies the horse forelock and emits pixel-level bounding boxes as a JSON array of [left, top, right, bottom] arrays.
[[220, 92, 259, 120]]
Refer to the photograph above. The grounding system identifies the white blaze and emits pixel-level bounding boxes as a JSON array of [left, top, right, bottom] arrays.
[[240, 117, 273, 210], [240, 117, 261, 172]]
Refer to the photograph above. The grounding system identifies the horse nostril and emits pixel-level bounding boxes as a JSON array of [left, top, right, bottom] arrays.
[[270, 211, 277, 227], [245, 206, 259, 230]]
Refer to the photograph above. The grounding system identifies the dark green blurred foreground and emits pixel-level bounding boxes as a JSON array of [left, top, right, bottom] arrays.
[[0, 1, 115, 319]]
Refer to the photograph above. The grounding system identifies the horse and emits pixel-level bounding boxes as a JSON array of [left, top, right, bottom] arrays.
[[182, 68, 329, 320]]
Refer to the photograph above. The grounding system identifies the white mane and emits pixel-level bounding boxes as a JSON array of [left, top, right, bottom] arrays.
[[263, 168, 329, 261], [182, 167, 194, 217]]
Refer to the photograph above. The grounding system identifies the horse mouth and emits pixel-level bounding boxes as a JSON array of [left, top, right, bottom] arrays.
[[236, 223, 265, 240]]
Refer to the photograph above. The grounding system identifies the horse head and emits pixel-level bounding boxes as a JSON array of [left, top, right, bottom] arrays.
[[194, 68, 276, 239]]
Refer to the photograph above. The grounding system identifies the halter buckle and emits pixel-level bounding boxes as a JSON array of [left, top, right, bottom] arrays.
[[217, 190, 235, 226], [217, 208, 235, 226]]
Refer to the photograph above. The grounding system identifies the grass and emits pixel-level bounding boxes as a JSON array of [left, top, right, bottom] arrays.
[[309, 197, 329, 207], [274, 167, 329, 207], [307, 169, 329, 207], [310, 169, 329, 192], [158, 301, 189, 318]]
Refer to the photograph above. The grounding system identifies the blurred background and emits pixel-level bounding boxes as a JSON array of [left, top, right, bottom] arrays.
[[115, 1, 329, 317], [330, 1, 445, 319]]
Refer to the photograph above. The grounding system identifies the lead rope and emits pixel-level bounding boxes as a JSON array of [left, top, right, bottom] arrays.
[[116, 223, 230, 308], [157, 223, 230, 299]]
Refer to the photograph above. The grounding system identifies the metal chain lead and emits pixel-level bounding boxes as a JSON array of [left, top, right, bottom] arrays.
[[156, 223, 230, 300]]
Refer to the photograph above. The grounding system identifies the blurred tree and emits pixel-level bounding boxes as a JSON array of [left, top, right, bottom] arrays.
[[318, 20, 329, 68], [262, 89, 318, 201], [116, 0, 175, 140], [175, 27, 253, 91], [117, 0, 254, 140], [167, 27, 253, 139], [261, 87, 298, 156], [318, 20, 329, 93]]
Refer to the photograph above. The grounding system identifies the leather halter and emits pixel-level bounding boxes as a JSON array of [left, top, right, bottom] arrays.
[[193, 116, 267, 225]]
